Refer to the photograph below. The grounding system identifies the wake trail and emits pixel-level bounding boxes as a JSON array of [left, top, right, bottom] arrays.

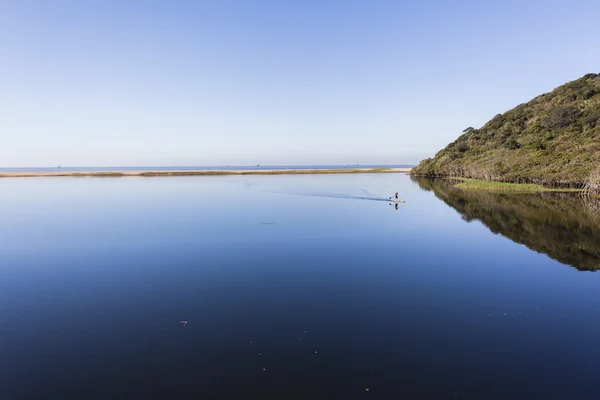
[[361, 188, 379, 197], [260, 188, 392, 202]]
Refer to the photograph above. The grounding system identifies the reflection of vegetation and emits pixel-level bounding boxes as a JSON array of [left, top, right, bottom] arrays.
[[412, 177, 600, 271]]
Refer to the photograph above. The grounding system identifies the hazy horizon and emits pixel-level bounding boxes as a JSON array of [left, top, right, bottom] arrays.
[[0, 162, 415, 170], [2, 0, 599, 167]]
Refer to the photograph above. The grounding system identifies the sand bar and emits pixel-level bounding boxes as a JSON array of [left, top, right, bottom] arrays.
[[0, 167, 412, 178]]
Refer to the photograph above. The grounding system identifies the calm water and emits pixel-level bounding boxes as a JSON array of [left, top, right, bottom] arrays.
[[0, 164, 413, 173], [2, 174, 600, 399]]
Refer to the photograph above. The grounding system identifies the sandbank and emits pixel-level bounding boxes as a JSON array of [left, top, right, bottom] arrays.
[[0, 168, 412, 178]]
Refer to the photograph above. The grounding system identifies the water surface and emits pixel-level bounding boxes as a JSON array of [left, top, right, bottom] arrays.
[[2, 174, 599, 399], [0, 164, 413, 173]]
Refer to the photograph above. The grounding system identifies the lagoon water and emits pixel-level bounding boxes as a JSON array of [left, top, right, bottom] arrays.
[[2, 174, 600, 399]]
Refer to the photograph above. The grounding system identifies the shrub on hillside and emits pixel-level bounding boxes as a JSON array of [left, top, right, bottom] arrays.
[[540, 106, 582, 130], [457, 142, 470, 152], [504, 137, 521, 150], [583, 109, 600, 127]]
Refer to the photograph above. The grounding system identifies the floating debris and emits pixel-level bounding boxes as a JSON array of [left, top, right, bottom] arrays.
[[503, 313, 507, 316], [298, 338, 302, 341], [488, 314, 492, 317], [262, 368, 266, 371], [258, 352, 262, 356], [249, 341, 253, 345], [303, 330, 308, 333], [366, 388, 370, 392], [314, 350, 319, 354], [180, 320, 188, 326]]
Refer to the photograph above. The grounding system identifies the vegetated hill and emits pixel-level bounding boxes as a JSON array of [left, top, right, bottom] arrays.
[[411, 73, 600, 188], [411, 177, 600, 271]]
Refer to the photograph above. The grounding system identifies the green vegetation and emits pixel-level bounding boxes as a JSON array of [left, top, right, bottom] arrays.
[[582, 166, 600, 196], [452, 178, 580, 193], [411, 73, 600, 194], [412, 177, 600, 271]]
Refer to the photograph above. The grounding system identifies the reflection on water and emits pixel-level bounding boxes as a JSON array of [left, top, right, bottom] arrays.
[[3, 175, 600, 399], [412, 177, 600, 271]]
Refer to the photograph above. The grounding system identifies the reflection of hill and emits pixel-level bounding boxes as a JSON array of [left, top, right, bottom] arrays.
[[412, 177, 600, 271]]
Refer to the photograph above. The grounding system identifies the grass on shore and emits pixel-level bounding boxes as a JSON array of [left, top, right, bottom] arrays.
[[76, 172, 126, 177], [451, 178, 581, 193]]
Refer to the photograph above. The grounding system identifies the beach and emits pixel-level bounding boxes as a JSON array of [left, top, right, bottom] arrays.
[[0, 167, 412, 178]]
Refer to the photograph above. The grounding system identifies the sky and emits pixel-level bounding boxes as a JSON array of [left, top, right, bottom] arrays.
[[1, 0, 599, 167]]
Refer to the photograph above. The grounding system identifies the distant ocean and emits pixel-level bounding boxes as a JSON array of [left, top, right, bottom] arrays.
[[0, 164, 414, 172]]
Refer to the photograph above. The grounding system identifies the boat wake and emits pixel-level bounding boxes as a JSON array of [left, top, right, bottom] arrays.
[[264, 188, 392, 202]]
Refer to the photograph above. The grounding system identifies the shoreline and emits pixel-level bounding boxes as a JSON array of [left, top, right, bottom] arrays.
[[0, 167, 412, 178], [452, 178, 581, 193], [412, 176, 583, 194]]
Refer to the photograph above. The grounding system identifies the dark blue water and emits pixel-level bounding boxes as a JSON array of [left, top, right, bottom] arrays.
[[2, 174, 599, 399], [0, 164, 413, 172]]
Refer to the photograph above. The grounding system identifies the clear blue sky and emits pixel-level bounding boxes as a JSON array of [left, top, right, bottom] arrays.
[[1, 0, 599, 167]]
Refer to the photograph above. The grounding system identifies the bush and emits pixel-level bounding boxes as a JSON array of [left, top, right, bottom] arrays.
[[582, 88, 599, 99], [504, 137, 521, 150], [535, 140, 546, 151], [487, 114, 505, 130], [583, 109, 600, 127], [540, 106, 582, 129], [449, 150, 461, 159]]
